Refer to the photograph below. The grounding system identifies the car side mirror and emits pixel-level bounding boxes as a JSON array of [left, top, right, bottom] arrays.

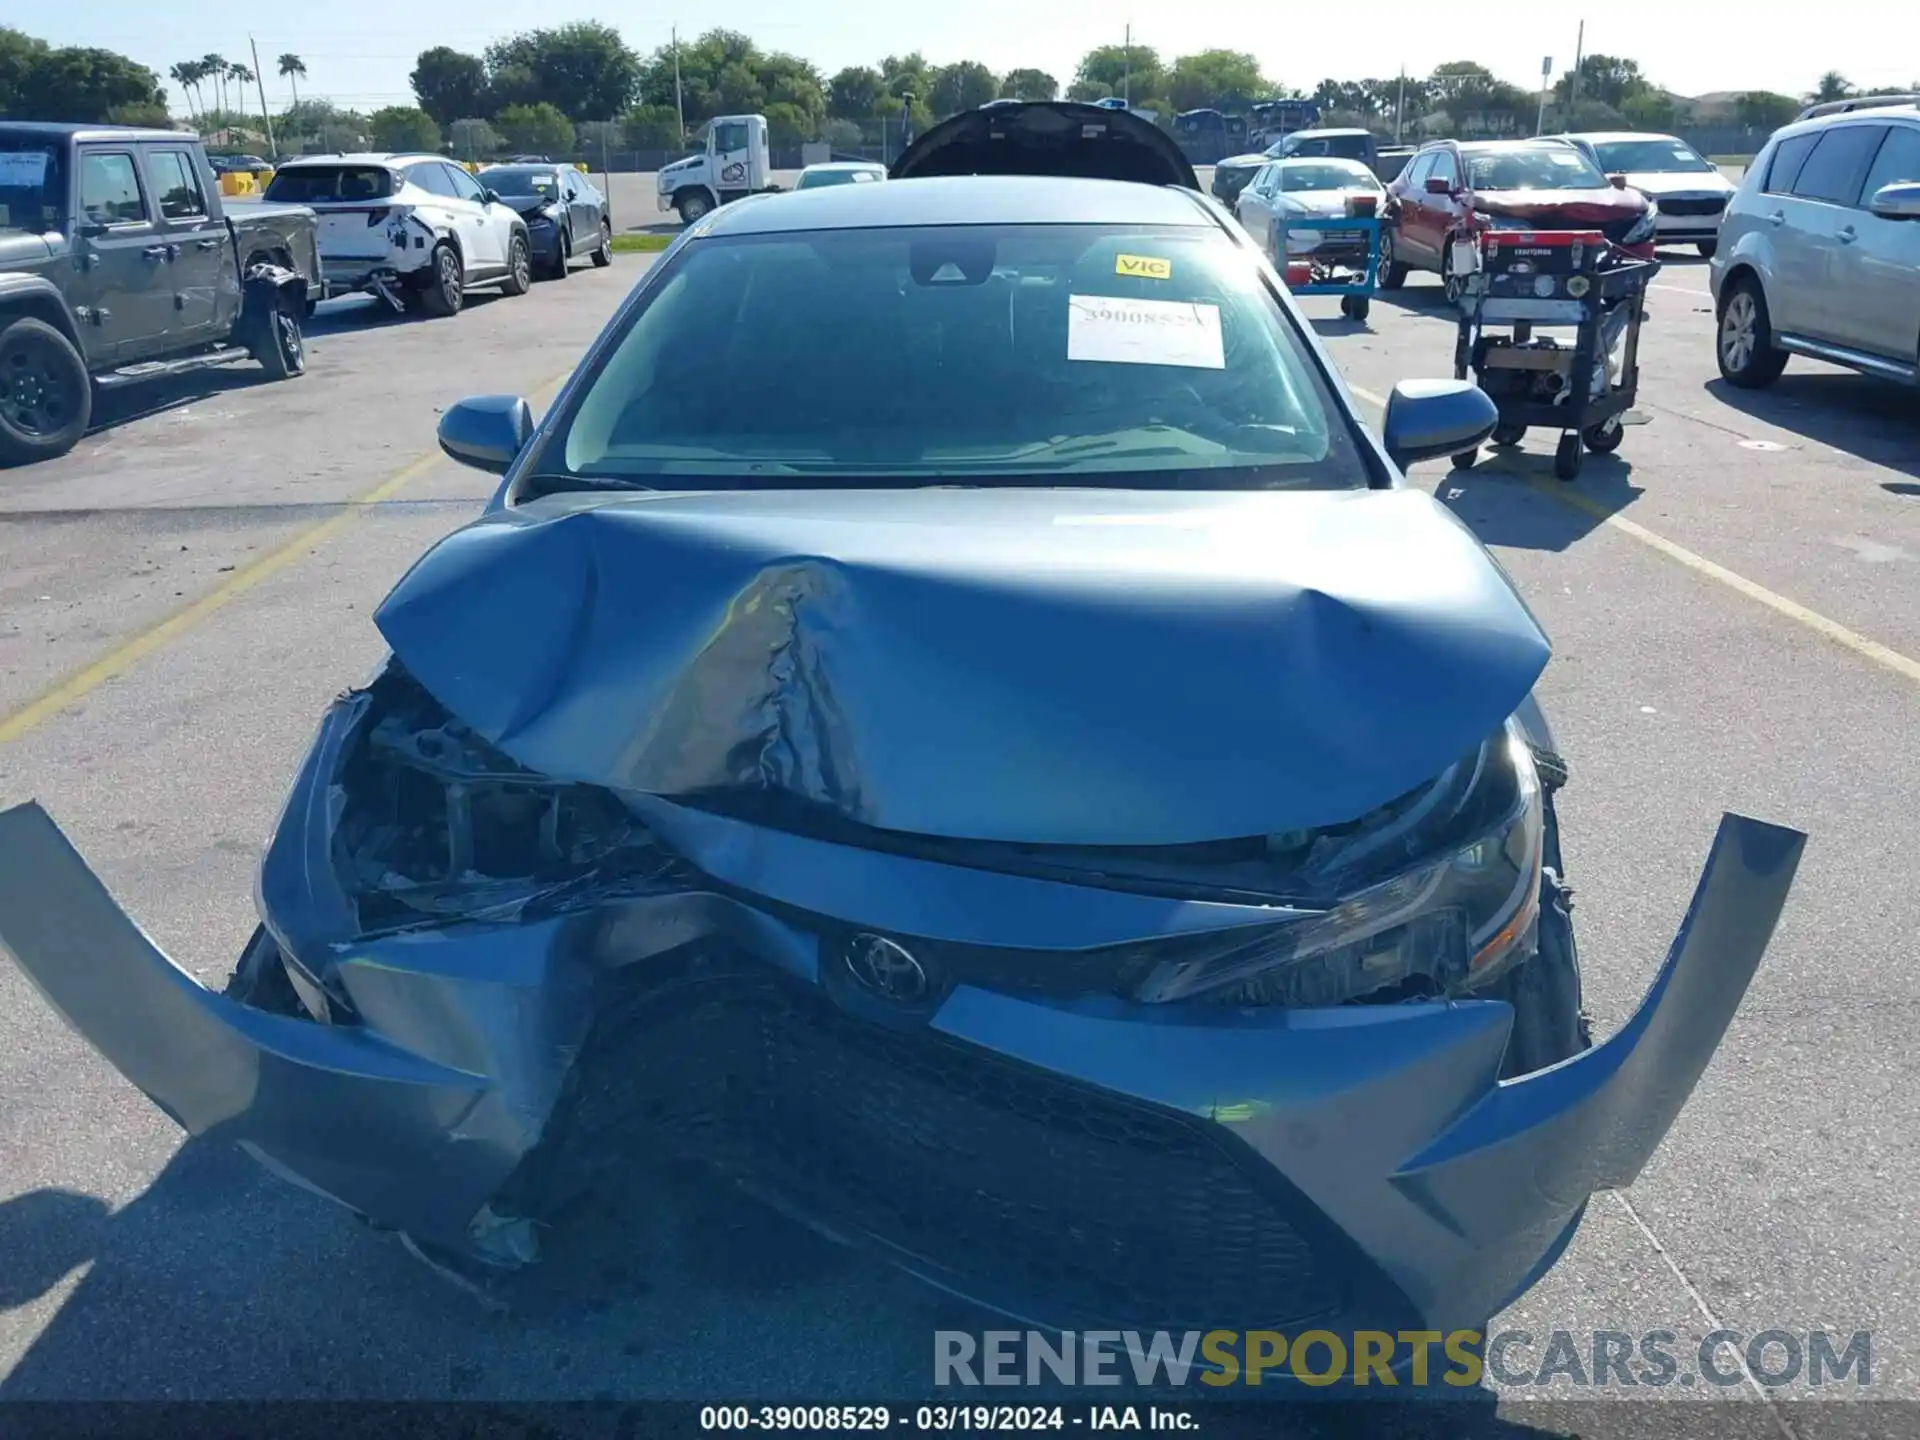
[[1424, 175, 1452, 195], [1608, 173, 1629, 189], [481, 188, 501, 204], [438, 394, 534, 474], [1381, 379, 1498, 471], [1869, 181, 1920, 220]]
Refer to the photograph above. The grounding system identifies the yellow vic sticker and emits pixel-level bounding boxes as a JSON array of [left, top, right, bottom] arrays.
[[1115, 254, 1172, 280]]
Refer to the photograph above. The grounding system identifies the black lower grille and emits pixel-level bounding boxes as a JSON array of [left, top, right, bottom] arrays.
[[501, 952, 1416, 1334], [1658, 196, 1728, 217]]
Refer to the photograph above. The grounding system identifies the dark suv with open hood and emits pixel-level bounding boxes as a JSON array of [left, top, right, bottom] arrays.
[[0, 101, 1801, 1368]]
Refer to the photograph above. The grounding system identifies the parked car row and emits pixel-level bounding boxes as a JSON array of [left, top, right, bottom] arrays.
[[260, 154, 613, 315], [0, 128, 623, 468]]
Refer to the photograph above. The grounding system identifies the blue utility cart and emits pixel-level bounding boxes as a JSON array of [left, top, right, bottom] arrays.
[[1277, 213, 1383, 322]]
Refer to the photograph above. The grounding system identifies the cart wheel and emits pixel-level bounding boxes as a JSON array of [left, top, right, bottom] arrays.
[[1554, 432, 1584, 481], [1491, 423, 1526, 447], [1582, 417, 1624, 454], [1340, 294, 1371, 322], [1451, 448, 1479, 472]]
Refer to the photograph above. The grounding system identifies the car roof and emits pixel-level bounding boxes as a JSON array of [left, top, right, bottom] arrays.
[[1288, 127, 1371, 138], [1455, 137, 1580, 153], [1770, 103, 1920, 143], [0, 120, 196, 144], [700, 174, 1218, 237], [1558, 131, 1683, 144], [802, 161, 886, 171], [279, 152, 440, 167]]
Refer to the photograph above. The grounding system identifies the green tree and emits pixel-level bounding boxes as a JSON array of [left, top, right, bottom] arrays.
[[1808, 71, 1854, 103], [999, 67, 1057, 101], [930, 60, 998, 116], [2, 36, 169, 124], [411, 47, 489, 126], [620, 104, 683, 149], [448, 116, 501, 159], [1620, 90, 1679, 131], [1426, 60, 1530, 135], [1734, 91, 1800, 129], [879, 51, 935, 102], [763, 100, 814, 148], [828, 65, 884, 118], [822, 117, 864, 151], [1555, 54, 1649, 109], [482, 22, 639, 121], [634, 29, 825, 129], [1068, 44, 1163, 103], [369, 105, 440, 152], [1166, 50, 1267, 112], [277, 53, 306, 108], [495, 101, 574, 155]]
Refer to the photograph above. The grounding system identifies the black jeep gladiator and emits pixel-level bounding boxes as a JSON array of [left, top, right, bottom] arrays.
[[0, 123, 321, 465]]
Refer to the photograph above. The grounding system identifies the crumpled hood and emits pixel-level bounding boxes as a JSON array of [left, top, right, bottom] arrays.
[[1473, 187, 1648, 224], [373, 486, 1550, 847]]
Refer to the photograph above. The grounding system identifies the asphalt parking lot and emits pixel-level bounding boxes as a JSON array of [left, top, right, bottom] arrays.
[[1, 220, 1916, 1428]]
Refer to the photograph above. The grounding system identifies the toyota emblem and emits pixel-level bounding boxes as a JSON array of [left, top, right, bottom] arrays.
[[842, 933, 930, 1003]]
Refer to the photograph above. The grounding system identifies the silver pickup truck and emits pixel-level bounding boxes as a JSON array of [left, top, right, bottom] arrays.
[[0, 121, 321, 465]]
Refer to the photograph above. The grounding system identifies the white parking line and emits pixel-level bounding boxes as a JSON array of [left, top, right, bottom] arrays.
[[1346, 385, 1920, 687]]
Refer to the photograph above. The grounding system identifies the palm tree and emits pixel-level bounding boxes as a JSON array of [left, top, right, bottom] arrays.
[[203, 53, 229, 115], [278, 52, 306, 108], [1809, 71, 1855, 104], [169, 61, 201, 121], [229, 63, 257, 128]]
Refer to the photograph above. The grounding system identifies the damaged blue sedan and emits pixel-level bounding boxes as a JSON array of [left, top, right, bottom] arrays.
[[0, 104, 1804, 1349]]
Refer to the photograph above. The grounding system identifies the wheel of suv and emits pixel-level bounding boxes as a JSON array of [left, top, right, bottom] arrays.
[[0, 316, 92, 465], [1696, 239, 1718, 259], [1378, 227, 1408, 290], [1440, 234, 1467, 307], [1716, 276, 1788, 388], [253, 290, 306, 380], [501, 233, 532, 296], [591, 220, 613, 267], [420, 242, 465, 317], [548, 227, 571, 279]]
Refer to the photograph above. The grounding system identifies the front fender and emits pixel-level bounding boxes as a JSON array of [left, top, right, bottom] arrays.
[[0, 271, 83, 348]]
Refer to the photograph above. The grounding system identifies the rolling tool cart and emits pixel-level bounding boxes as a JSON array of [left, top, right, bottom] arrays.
[[1449, 228, 1658, 481], [1278, 205, 1384, 322]]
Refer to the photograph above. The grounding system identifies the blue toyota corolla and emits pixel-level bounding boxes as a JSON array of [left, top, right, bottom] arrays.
[[0, 103, 1802, 1351]]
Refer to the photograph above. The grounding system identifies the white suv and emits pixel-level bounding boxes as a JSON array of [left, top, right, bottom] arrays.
[[263, 153, 533, 316]]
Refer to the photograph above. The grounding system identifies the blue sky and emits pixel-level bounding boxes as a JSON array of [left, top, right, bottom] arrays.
[[44, 0, 1918, 114]]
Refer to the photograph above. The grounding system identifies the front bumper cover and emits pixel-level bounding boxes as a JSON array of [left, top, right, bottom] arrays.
[[0, 797, 1803, 1333]]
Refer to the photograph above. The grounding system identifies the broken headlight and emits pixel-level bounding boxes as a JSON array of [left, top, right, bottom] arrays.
[[1135, 725, 1543, 1006]]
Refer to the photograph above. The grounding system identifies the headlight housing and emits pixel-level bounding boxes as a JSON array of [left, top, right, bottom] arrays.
[[1133, 724, 1545, 1007], [1622, 202, 1659, 244]]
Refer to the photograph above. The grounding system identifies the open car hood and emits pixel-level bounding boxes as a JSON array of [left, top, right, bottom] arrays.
[[890, 101, 1199, 191], [372, 486, 1550, 847]]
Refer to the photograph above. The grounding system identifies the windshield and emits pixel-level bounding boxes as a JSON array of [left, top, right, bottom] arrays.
[[534, 222, 1366, 493], [796, 168, 882, 189], [480, 166, 560, 195], [264, 164, 396, 203], [1588, 138, 1717, 175], [1279, 161, 1380, 192], [0, 141, 62, 233], [1463, 145, 1608, 191]]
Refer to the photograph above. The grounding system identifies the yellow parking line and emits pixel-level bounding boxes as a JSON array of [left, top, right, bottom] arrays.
[[1348, 385, 1920, 686], [0, 371, 573, 746]]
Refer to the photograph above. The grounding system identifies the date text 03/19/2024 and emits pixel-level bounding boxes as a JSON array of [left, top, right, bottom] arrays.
[[698, 1406, 1194, 1431]]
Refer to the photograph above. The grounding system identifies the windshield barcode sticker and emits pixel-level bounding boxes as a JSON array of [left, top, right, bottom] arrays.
[[1066, 296, 1225, 369]]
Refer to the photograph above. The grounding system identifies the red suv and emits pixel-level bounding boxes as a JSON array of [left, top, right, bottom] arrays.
[[1381, 138, 1658, 301]]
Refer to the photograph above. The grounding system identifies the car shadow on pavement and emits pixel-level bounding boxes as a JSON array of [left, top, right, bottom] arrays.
[[82, 368, 264, 440], [1428, 450, 1644, 554], [1705, 375, 1920, 479]]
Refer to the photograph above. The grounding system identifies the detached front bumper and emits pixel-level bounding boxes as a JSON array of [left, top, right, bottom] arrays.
[[0, 800, 1802, 1333]]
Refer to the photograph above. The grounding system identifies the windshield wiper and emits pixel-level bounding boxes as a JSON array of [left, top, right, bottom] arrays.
[[516, 473, 659, 500]]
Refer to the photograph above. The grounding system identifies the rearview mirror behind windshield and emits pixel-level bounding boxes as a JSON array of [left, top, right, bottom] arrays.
[[438, 395, 534, 474], [1381, 379, 1498, 471]]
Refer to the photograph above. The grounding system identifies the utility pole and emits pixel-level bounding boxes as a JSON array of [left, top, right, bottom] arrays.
[[1395, 67, 1406, 143], [673, 26, 685, 147], [1122, 24, 1131, 106], [248, 35, 276, 158], [1568, 20, 1585, 113], [1537, 56, 1552, 135]]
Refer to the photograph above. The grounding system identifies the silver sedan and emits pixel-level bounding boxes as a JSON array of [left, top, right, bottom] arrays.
[[1234, 156, 1388, 269]]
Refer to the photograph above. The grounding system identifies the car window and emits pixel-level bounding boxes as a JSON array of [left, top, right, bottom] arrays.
[[1859, 124, 1920, 204], [712, 120, 750, 154], [1429, 151, 1460, 187], [1789, 125, 1888, 205], [1761, 133, 1820, 194], [145, 149, 207, 219], [1280, 161, 1380, 192], [1462, 145, 1607, 190], [78, 151, 146, 225], [264, 164, 395, 203], [0, 140, 62, 234], [404, 162, 455, 198], [481, 166, 560, 197], [541, 222, 1368, 492], [445, 164, 488, 203], [1588, 138, 1717, 174], [1401, 153, 1434, 189], [1319, 134, 1374, 161]]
